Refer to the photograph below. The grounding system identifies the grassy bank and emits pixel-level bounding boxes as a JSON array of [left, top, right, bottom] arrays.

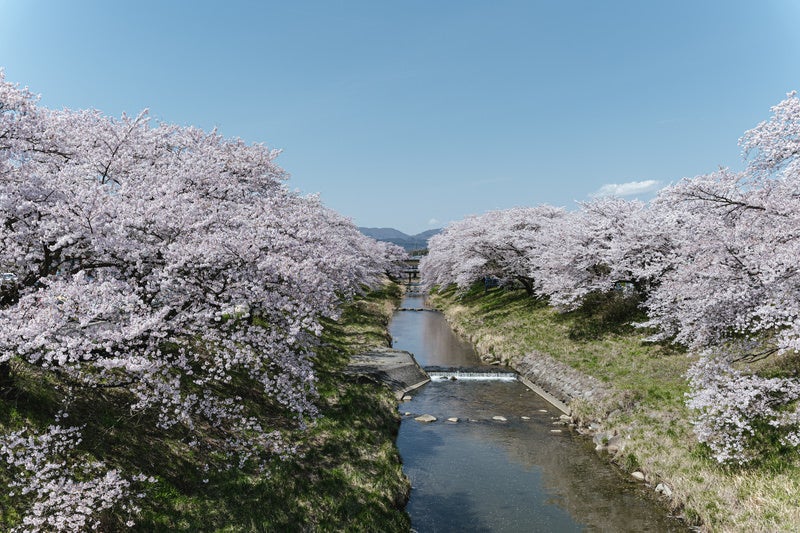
[[429, 284, 800, 532], [1, 282, 410, 532]]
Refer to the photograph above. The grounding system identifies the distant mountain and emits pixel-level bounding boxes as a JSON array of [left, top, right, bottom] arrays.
[[358, 227, 410, 241], [413, 229, 441, 241], [359, 227, 441, 251]]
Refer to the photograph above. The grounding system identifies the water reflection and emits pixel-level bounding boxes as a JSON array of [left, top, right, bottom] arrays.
[[390, 296, 481, 367], [398, 381, 684, 532]]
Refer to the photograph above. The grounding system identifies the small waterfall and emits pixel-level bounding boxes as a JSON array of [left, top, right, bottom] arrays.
[[428, 372, 518, 382], [425, 367, 519, 382]]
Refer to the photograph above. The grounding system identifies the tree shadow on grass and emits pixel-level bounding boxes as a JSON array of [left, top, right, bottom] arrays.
[[443, 283, 548, 317], [559, 291, 647, 341]]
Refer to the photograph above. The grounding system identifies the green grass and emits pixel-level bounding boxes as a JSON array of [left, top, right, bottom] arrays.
[[429, 284, 800, 532], [0, 281, 410, 532]]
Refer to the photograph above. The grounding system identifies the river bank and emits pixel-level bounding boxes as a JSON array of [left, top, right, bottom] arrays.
[[428, 285, 800, 532]]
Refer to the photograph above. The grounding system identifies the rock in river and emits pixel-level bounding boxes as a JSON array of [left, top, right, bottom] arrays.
[[415, 414, 437, 423]]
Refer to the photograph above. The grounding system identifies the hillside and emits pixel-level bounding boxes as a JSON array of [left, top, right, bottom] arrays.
[[359, 227, 441, 251]]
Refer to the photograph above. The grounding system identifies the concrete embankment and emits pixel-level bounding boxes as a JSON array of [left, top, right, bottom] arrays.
[[513, 350, 611, 415], [346, 347, 430, 399]]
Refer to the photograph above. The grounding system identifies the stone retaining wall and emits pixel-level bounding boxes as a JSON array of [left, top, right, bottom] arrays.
[[438, 308, 611, 414], [513, 350, 611, 412]]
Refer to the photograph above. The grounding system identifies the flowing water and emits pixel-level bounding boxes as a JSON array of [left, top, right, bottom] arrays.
[[391, 292, 685, 532]]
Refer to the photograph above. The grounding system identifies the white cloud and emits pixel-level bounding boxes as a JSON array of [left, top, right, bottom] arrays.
[[592, 179, 661, 198], [427, 218, 440, 226]]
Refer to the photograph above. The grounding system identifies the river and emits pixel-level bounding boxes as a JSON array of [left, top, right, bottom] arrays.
[[391, 292, 685, 532]]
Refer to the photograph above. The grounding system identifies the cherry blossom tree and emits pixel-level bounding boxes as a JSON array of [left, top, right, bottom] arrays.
[[639, 93, 800, 463], [533, 198, 631, 309], [420, 206, 564, 295], [421, 213, 499, 290], [421, 91, 800, 464], [0, 71, 405, 528], [422, 198, 670, 310], [643, 183, 799, 352], [686, 354, 800, 464], [1, 422, 153, 532]]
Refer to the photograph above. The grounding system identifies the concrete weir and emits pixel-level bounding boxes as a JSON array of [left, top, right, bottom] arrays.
[[346, 347, 571, 415], [346, 347, 430, 399]]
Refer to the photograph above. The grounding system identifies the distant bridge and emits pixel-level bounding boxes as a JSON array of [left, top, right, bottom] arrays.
[[401, 256, 422, 282]]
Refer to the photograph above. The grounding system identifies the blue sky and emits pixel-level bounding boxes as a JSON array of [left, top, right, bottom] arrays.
[[2, 1, 799, 234]]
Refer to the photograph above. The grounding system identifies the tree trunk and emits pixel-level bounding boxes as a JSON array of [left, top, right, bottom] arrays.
[[517, 276, 535, 297]]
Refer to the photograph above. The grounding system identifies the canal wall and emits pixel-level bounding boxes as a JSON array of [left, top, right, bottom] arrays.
[[346, 347, 430, 399], [513, 350, 612, 414]]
